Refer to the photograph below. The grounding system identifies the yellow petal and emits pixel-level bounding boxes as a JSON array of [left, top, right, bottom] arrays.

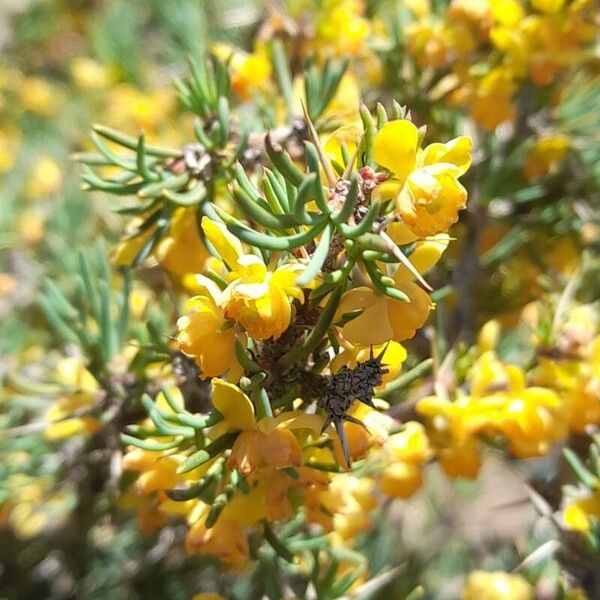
[[201, 217, 244, 270], [440, 439, 482, 479], [563, 499, 598, 532], [420, 136, 472, 176], [112, 227, 155, 266], [211, 379, 255, 430], [386, 221, 419, 245], [324, 124, 362, 166], [261, 429, 302, 469], [385, 421, 432, 464], [235, 254, 267, 283], [490, 0, 525, 26], [228, 430, 263, 474], [373, 120, 418, 181], [371, 179, 404, 203], [477, 320, 500, 353], [337, 286, 394, 345], [380, 462, 423, 498], [505, 364, 526, 391], [395, 234, 450, 283], [388, 280, 433, 341], [258, 411, 323, 434], [156, 208, 210, 276], [531, 0, 565, 13]]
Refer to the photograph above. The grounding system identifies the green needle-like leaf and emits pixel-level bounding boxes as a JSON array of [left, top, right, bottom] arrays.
[[93, 124, 180, 157], [296, 224, 333, 286], [337, 201, 380, 238]]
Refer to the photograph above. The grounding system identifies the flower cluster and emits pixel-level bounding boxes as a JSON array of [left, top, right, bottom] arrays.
[[101, 53, 474, 573], [418, 299, 600, 480], [401, 0, 598, 130], [4, 0, 600, 597]]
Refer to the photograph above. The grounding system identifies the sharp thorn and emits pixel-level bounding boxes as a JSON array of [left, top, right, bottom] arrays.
[[357, 396, 376, 409], [380, 231, 433, 292], [334, 418, 352, 468], [376, 341, 391, 361], [301, 101, 337, 189], [343, 414, 370, 433], [320, 414, 333, 435]]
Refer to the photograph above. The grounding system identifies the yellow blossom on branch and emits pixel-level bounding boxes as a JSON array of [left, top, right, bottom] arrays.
[[177, 276, 236, 379], [202, 217, 305, 340], [462, 570, 534, 600], [336, 234, 450, 345], [373, 119, 472, 236]]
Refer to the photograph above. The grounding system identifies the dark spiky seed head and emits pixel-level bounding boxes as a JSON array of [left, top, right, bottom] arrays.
[[318, 354, 389, 468]]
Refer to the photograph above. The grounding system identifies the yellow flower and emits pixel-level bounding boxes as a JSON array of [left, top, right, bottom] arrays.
[[106, 84, 176, 133], [469, 68, 516, 130], [463, 570, 534, 600], [380, 462, 423, 498], [177, 277, 236, 378], [25, 156, 62, 198], [373, 119, 471, 236], [380, 421, 433, 498], [493, 365, 565, 458], [471, 355, 566, 457], [419, 351, 567, 471], [405, 20, 451, 69], [44, 358, 100, 441], [212, 43, 272, 100], [224, 256, 304, 340], [490, 0, 526, 27], [123, 449, 179, 494], [563, 491, 600, 533], [324, 123, 363, 166], [385, 421, 433, 464], [417, 393, 487, 478], [523, 135, 569, 179], [534, 356, 600, 435], [0, 125, 21, 173], [489, 26, 529, 77], [186, 514, 249, 570], [319, 473, 377, 543], [202, 217, 305, 340], [69, 57, 115, 90], [438, 438, 482, 479], [18, 76, 60, 117], [314, 0, 370, 57], [336, 234, 449, 345], [155, 208, 210, 277], [210, 379, 322, 475], [468, 350, 510, 397], [114, 208, 210, 273]]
